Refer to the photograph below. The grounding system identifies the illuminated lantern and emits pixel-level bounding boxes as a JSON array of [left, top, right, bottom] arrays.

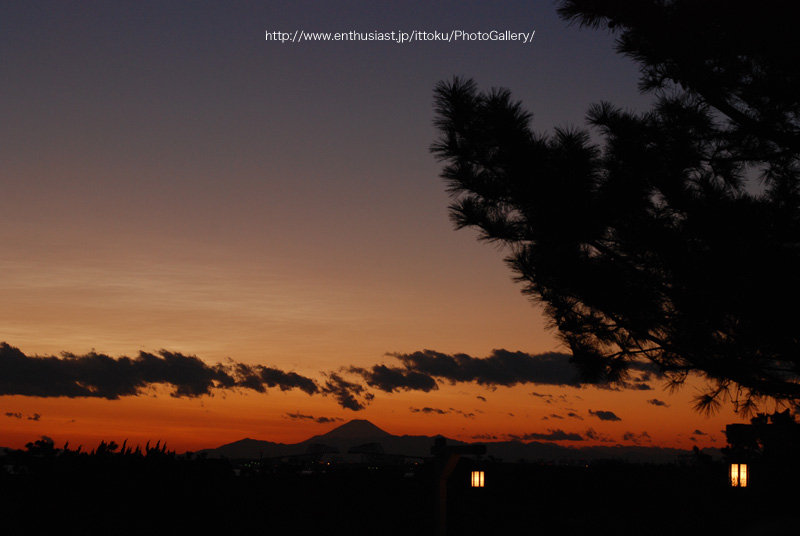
[[470, 470, 485, 488], [730, 463, 748, 487]]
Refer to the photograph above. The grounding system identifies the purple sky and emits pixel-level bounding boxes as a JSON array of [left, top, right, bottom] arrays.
[[2, 1, 733, 451]]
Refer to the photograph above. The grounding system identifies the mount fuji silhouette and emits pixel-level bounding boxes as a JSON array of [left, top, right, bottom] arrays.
[[305, 418, 391, 441], [198, 419, 718, 463], [198, 419, 443, 460]]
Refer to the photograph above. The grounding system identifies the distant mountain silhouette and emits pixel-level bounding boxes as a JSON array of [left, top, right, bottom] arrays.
[[305, 418, 392, 442], [198, 419, 451, 460], [199, 437, 302, 459], [197, 419, 719, 463]]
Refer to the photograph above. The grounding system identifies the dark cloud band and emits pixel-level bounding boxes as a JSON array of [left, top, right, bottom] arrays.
[[0, 342, 318, 400], [1, 342, 659, 412], [353, 349, 655, 393]]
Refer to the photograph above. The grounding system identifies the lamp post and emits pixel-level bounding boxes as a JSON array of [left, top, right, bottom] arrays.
[[470, 470, 485, 488], [432, 438, 487, 536], [729, 463, 748, 488]]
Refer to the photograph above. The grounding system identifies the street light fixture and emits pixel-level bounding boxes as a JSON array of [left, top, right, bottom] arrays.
[[730, 463, 748, 488]]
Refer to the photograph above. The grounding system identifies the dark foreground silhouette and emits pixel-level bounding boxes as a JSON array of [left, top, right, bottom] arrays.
[[2, 439, 797, 536]]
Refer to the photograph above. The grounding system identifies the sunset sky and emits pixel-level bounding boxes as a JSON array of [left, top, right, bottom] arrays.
[[2, 1, 747, 453]]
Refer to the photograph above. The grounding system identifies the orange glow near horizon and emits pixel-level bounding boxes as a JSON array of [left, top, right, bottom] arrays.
[[1, 346, 741, 455], [0, 2, 756, 461]]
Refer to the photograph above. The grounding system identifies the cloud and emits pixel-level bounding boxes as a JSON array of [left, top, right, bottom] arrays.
[[647, 398, 669, 407], [0, 341, 658, 412], [530, 392, 556, 405], [0, 342, 319, 401], [584, 428, 614, 442], [589, 361, 659, 391], [388, 349, 583, 387], [589, 410, 622, 422], [284, 413, 343, 424], [240, 364, 319, 395], [508, 429, 585, 441], [351, 349, 657, 395], [531, 392, 574, 406], [350, 364, 438, 393], [616, 381, 653, 391], [320, 372, 372, 411], [410, 406, 448, 415], [410, 407, 476, 419], [622, 431, 652, 445]]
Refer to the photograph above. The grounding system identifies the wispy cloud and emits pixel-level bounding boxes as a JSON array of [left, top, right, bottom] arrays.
[[584, 428, 614, 442], [622, 431, 652, 445], [410, 406, 475, 418], [319, 372, 373, 411], [410, 406, 448, 415], [284, 412, 343, 424], [508, 429, 584, 441], [589, 410, 622, 422], [4, 412, 43, 422]]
